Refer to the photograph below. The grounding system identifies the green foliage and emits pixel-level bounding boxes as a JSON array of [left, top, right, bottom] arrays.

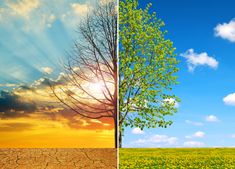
[[119, 0, 180, 135]]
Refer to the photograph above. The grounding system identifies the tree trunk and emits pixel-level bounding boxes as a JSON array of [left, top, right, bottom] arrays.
[[113, 72, 118, 148], [114, 115, 117, 148], [119, 128, 122, 148], [113, 60, 118, 148]]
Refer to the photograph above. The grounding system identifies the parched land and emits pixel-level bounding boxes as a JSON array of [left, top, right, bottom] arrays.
[[0, 148, 117, 169], [120, 148, 235, 168]]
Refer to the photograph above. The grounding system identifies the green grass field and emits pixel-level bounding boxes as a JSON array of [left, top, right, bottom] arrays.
[[119, 148, 235, 169]]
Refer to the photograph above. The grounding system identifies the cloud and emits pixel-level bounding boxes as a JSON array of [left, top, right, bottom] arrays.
[[16, 74, 66, 93], [51, 109, 113, 130], [230, 134, 235, 138], [6, 0, 40, 19], [28, 78, 54, 90], [0, 83, 18, 87], [214, 19, 235, 42], [205, 115, 219, 122], [0, 68, 115, 131], [223, 93, 235, 106], [0, 122, 35, 132], [100, 0, 113, 5], [132, 127, 144, 135], [41, 67, 53, 74], [0, 0, 53, 32], [0, 95, 113, 130], [194, 131, 205, 138], [163, 98, 179, 108], [185, 120, 204, 126], [132, 134, 178, 147], [186, 131, 205, 139], [71, 3, 89, 16], [0, 90, 36, 118], [0, 0, 99, 32], [180, 49, 218, 72], [90, 119, 102, 124], [46, 14, 56, 28], [183, 141, 205, 147]]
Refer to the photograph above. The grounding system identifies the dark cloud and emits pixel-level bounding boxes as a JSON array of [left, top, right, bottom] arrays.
[[18, 85, 34, 91], [32, 78, 52, 88], [0, 73, 114, 130], [0, 91, 36, 118], [17, 74, 67, 92], [33, 75, 67, 89], [0, 90, 113, 129], [17, 78, 52, 92]]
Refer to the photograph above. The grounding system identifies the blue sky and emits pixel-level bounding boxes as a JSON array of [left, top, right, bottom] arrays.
[[0, 0, 99, 85], [123, 0, 235, 147]]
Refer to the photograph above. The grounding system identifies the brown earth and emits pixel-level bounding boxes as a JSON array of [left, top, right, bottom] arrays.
[[0, 148, 117, 169]]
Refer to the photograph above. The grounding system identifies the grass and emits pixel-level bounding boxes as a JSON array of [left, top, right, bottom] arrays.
[[119, 148, 235, 168]]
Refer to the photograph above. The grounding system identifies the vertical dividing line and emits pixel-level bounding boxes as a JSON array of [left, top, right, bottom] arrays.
[[116, 0, 120, 168]]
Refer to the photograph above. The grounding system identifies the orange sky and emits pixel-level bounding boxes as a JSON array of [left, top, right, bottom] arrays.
[[0, 118, 114, 148], [0, 114, 114, 148], [0, 75, 115, 148]]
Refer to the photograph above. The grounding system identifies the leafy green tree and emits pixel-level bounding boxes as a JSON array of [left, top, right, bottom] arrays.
[[119, 0, 180, 147]]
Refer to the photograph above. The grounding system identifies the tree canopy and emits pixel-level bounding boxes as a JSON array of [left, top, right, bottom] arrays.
[[119, 0, 180, 147]]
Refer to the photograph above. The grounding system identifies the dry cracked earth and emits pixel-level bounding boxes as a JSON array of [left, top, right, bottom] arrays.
[[0, 148, 117, 169]]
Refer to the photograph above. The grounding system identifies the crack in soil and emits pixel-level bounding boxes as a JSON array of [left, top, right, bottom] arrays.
[[0, 148, 117, 169]]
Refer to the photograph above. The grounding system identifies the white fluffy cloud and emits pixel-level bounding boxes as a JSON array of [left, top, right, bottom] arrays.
[[214, 19, 235, 42], [186, 131, 205, 139], [185, 120, 204, 126], [223, 93, 235, 106], [194, 131, 205, 138], [133, 134, 178, 147], [183, 141, 205, 147], [132, 128, 144, 135], [41, 67, 53, 74], [180, 49, 218, 72], [205, 115, 219, 122]]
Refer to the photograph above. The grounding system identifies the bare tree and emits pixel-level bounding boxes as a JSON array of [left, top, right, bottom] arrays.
[[52, 2, 117, 147]]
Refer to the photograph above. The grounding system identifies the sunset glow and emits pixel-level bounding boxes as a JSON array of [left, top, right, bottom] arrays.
[[0, 0, 114, 148]]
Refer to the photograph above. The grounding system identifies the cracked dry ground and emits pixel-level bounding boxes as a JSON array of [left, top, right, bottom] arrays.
[[0, 148, 117, 169]]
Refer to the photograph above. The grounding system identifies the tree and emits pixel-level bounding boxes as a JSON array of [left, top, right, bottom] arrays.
[[52, 2, 118, 148], [119, 0, 180, 147]]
